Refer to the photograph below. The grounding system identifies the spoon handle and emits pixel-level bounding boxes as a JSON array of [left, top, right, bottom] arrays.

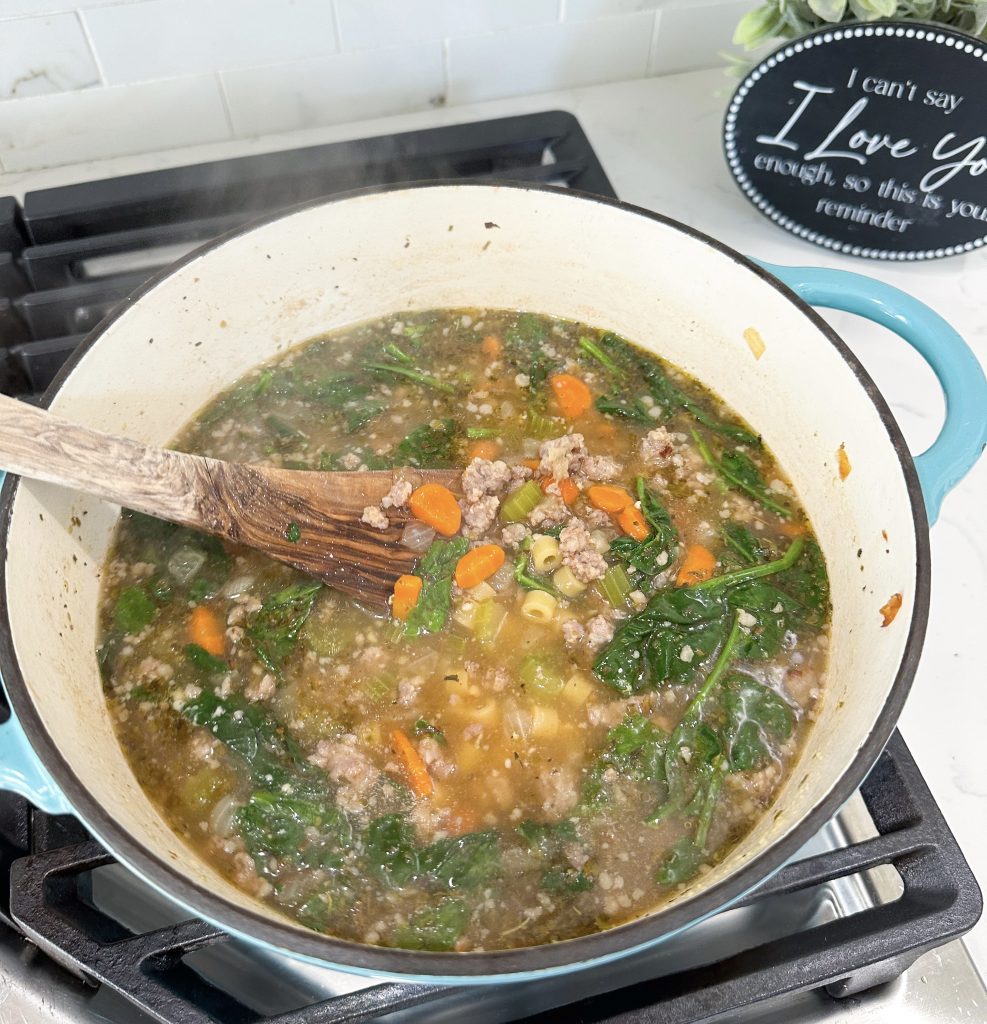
[[0, 393, 208, 527]]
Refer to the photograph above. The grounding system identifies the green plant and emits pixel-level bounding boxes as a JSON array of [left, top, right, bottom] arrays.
[[733, 0, 987, 54]]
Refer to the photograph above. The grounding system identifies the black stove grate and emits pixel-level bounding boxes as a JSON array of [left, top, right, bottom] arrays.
[[2, 733, 980, 1024], [0, 110, 612, 395], [0, 109, 980, 1023]]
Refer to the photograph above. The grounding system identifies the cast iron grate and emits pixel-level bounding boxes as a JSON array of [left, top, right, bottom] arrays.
[[0, 109, 613, 395], [2, 732, 981, 1024]]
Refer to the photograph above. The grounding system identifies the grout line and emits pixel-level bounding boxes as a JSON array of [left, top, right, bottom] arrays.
[[329, 0, 344, 52], [76, 9, 108, 88], [214, 72, 237, 138], [646, 8, 663, 75]]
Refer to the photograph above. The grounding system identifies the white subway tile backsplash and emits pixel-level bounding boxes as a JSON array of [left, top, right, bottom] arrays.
[[334, 0, 559, 53], [221, 42, 443, 138], [83, 0, 338, 86], [0, 74, 230, 171], [649, 0, 749, 75], [563, 0, 663, 20], [447, 12, 655, 106], [0, 12, 100, 99]]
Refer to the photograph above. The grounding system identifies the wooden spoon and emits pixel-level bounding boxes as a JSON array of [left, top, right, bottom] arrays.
[[0, 394, 460, 608]]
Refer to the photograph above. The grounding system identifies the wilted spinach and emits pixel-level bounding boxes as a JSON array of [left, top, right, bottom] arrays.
[[609, 477, 679, 578], [246, 581, 322, 674], [394, 899, 470, 951], [405, 537, 470, 636], [394, 419, 459, 468]]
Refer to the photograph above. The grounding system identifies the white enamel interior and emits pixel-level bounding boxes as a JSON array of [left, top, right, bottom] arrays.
[[2, 185, 918, 958]]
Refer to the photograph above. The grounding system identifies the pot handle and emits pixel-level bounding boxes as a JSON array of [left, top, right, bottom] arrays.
[[756, 262, 987, 524], [0, 470, 73, 815]]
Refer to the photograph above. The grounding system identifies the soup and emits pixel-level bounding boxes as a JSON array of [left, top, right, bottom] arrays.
[[97, 310, 830, 952]]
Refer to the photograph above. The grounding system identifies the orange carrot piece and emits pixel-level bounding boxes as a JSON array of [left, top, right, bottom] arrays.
[[837, 443, 852, 481], [616, 505, 650, 542], [392, 574, 423, 621], [539, 475, 579, 505], [454, 544, 506, 588], [587, 484, 634, 513], [446, 803, 478, 835], [189, 606, 225, 657], [880, 592, 903, 628], [549, 373, 593, 419], [557, 477, 580, 505], [522, 458, 541, 471], [676, 544, 717, 586], [481, 334, 502, 358], [408, 482, 462, 537], [468, 439, 501, 462], [391, 728, 433, 798]]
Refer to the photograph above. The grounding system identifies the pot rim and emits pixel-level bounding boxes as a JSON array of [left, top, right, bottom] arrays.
[[0, 179, 931, 980]]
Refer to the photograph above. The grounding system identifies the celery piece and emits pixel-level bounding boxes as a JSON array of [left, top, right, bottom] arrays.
[[518, 654, 566, 697], [500, 480, 544, 523], [526, 410, 564, 440], [599, 565, 633, 608], [474, 600, 507, 645]]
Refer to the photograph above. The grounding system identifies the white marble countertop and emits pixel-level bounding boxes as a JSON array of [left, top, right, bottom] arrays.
[[3, 67, 985, 974]]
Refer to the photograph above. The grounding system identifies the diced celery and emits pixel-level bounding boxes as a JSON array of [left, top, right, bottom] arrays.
[[527, 410, 564, 440], [474, 600, 507, 645], [599, 564, 633, 608], [518, 654, 566, 697], [500, 480, 544, 523]]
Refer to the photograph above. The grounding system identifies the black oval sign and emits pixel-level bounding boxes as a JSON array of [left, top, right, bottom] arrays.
[[723, 22, 987, 261]]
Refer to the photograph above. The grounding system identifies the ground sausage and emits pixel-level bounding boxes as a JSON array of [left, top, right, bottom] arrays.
[[461, 458, 512, 503], [360, 506, 389, 530], [559, 519, 608, 582], [461, 494, 500, 538], [380, 478, 413, 509], [528, 496, 569, 530], [538, 433, 586, 481]]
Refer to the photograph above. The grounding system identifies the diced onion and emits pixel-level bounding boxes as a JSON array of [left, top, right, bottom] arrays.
[[222, 574, 255, 598], [503, 700, 532, 743], [401, 520, 436, 552], [488, 562, 515, 593], [168, 546, 206, 584], [208, 794, 241, 837]]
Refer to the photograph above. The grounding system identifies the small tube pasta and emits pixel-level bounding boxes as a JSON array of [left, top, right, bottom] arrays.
[[531, 535, 562, 572], [520, 590, 559, 622], [563, 671, 594, 705], [553, 566, 587, 597]]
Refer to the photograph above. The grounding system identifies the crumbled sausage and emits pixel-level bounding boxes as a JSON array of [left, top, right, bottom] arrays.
[[244, 673, 276, 703], [572, 454, 622, 483], [309, 737, 378, 795], [509, 464, 534, 488], [641, 427, 677, 467], [337, 452, 362, 470], [417, 737, 455, 779], [397, 675, 424, 705], [528, 496, 569, 529], [562, 619, 585, 647], [461, 494, 499, 538], [500, 523, 530, 549], [361, 506, 389, 530], [538, 433, 586, 481], [538, 766, 579, 821], [585, 614, 616, 650], [380, 478, 413, 509], [461, 458, 512, 503], [559, 519, 608, 582]]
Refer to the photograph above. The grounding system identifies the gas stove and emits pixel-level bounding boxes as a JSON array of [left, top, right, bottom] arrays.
[[0, 111, 982, 1023]]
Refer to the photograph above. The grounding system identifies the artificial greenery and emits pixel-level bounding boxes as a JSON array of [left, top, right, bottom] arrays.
[[734, 0, 987, 54]]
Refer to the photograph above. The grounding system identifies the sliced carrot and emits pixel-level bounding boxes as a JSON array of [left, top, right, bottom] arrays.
[[616, 505, 650, 542], [408, 482, 462, 537], [779, 519, 806, 538], [481, 334, 502, 358], [392, 574, 423, 621], [676, 544, 717, 586], [455, 544, 506, 588], [587, 484, 634, 513], [539, 475, 579, 505], [391, 728, 433, 798], [522, 458, 541, 471], [468, 439, 501, 462], [549, 373, 593, 419], [446, 803, 478, 836], [880, 592, 903, 628], [188, 606, 225, 657]]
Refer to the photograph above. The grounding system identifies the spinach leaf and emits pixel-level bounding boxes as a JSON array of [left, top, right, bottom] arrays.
[[265, 415, 308, 452], [394, 419, 459, 468], [595, 392, 652, 423], [365, 362, 455, 394], [246, 581, 322, 673], [542, 867, 594, 893], [727, 581, 794, 660], [503, 313, 555, 388], [514, 544, 561, 597], [364, 814, 420, 887], [656, 837, 704, 885], [693, 431, 789, 517], [517, 818, 577, 856], [420, 831, 501, 890], [319, 448, 394, 472], [343, 402, 385, 433], [608, 477, 679, 578], [413, 718, 446, 745], [721, 673, 794, 772], [114, 586, 156, 634], [184, 642, 229, 674], [720, 522, 767, 565], [235, 790, 350, 868], [405, 537, 470, 636], [582, 713, 669, 807], [393, 899, 469, 951], [774, 538, 830, 629]]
